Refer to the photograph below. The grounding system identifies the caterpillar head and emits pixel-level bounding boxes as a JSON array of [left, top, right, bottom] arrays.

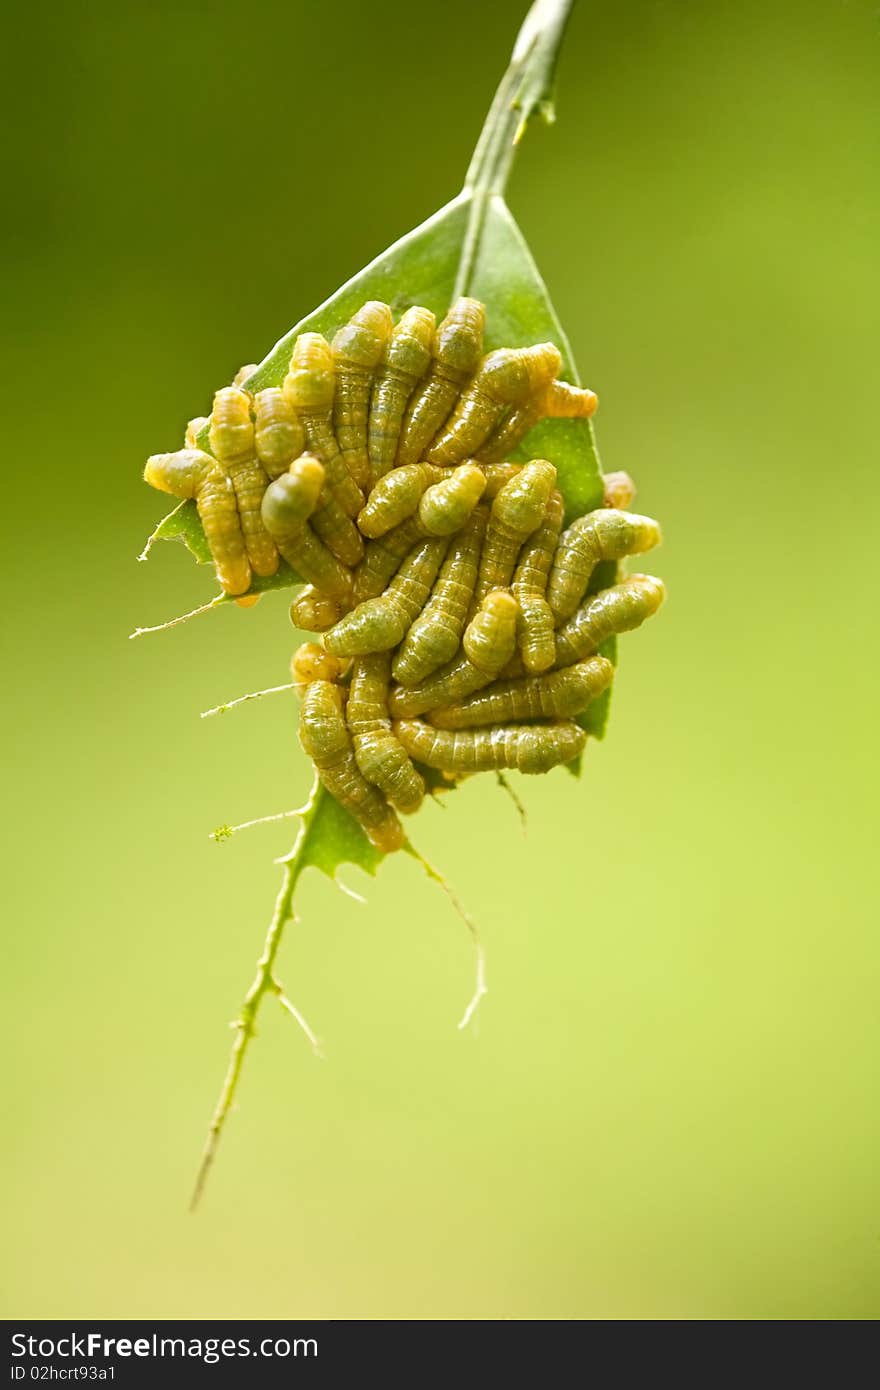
[[143, 448, 213, 499], [261, 455, 325, 537], [284, 334, 335, 412], [331, 301, 394, 368], [434, 297, 485, 374]]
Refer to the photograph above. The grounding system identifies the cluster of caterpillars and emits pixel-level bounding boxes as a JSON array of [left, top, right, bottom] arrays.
[[144, 298, 665, 851]]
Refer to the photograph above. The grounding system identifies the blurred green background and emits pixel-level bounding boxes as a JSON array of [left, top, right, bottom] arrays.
[[2, 0, 878, 1320]]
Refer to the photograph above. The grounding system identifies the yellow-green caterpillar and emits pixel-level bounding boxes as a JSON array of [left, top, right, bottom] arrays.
[[260, 456, 354, 602], [396, 297, 486, 467], [254, 388, 307, 479], [324, 536, 448, 657], [553, 574, 667, 668], [512, 488, 565, 674], [391, 506, 488, 688], [428, 655, 613, 728], [299, 680, 403, 853], [331, 301, 393, 491], [427, 344, 562, 466], [367, 306, 435, 481], [475, 459, 557, 603], [347, 652, 425, 814], [388, 589, 519, 717], [209, 386, 279, 579], [353, 467, 485, 605], [546, 509, 662, 623], [393, 718, 587, 775], [290, 641, 347, 691], [144, 448, 251, 597], [289, 585, 346, 633], [477, 378, 598, 465], [357, 463, 446, 539], [283, 333, 364, 518]]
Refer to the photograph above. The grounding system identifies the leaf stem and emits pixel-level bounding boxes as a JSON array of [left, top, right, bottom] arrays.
[[190, 778, 323, 1211], [454, 0, 575, 298]]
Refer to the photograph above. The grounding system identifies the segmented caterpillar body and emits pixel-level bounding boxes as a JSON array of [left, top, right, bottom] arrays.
[[428, 656, 613, 728], [512, 488, 565, 673], [396, 297, 485, 466], [299, 681, 403, 852], [476, 460, 557, 602], [254, 388, 307, 479], [347, 652, 425, 813], [261, 457, 354, 601], [289, 585, 346, 633], [144, 448, 251, 596], [427, 344, 562, 466], [553, 574, 667, 668], [392, 506, 487, 687], [209, 387, 279, 578], [547, 510, 662, 623], [331, 301, 393, 491], [393, 718, 587, 775], [389, 590, 519, 717], [324, 536, 448, 657], [368, 306, 435, 481], [358, 464, 445, 539], [283, 334, 364, 518]]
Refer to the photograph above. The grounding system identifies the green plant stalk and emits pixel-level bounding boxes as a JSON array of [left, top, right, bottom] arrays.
[[190, 0, 579, 1210]]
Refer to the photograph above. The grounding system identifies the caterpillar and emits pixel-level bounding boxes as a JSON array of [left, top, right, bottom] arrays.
[[392, 506, 488, 687], [358, 463, 446, 539], [427, 655, 614, 728], [283, 333, 365, 519], [291, 641, 347, 691], [546, 509, 662, 623], [601, 470, 636, 511], [331, 301, 393, 491], [298, 680, 404, 853], [209, 387, 279, 578], [477, 378, 598, 465], [347, 652, 425, 814], [393, 718, 587, 775], [144, 448, 251, 596], [254, 388, 307, 479], [475, 459, 557, 603], [289, 585, 346, 633], [353, 468, 485, 606], [368, 306, 435, 481], [388, 589, 520, 717], [427, 344, 562, 466], [261, 457, 354, 602], [512, 488, 565, 673], [324, 536, 448, 657], [396, 297, 486, 467], [553, 573, 667, 668]]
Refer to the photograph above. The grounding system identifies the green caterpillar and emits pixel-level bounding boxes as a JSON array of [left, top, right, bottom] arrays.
[[512, 488, 564, 674], [283, 333, 365, 519], [144, 448, 251, 597], [388, 589, 519, 717], [392, 506, 488, 687], [261, 456, 354, 602], [547, 510, 662, 623], [299, 680, 403, 853], [393, 718, 587, 775], [553, 574, 667, 667], [368, 306, 435, 481], [396, 297, 486, 467], [428, 656, 613, 728], [427, 344, 562, 466], [476, 460, 557, 603], [209, 386, 279, 579], [324, 535, 448, 657], [331, 301, 393, 491], [347, 652, 425, 814]]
